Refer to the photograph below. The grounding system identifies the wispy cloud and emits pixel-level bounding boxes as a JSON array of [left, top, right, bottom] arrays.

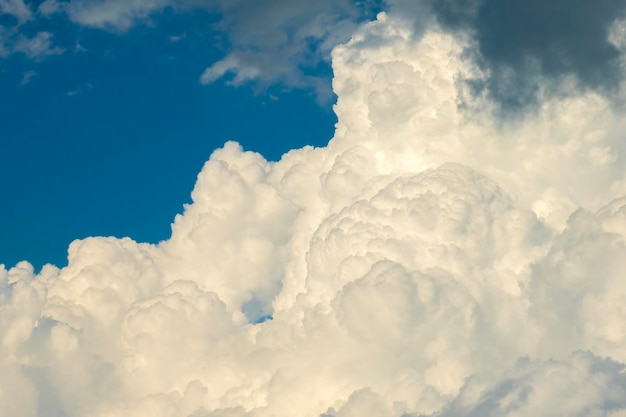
[[37, 0, 63, 17], [66, 82, 93, 97], [29, 0, 381, 98], [0, 0, 32, 24], [199, 0, 378, 99], [168, 33, 185, 43], [0, 0, 63, 61], [0, 28, 64, 60], [13, 31, 64, 60], [66, 0, 172, 31], [20, 69, 37, 85]]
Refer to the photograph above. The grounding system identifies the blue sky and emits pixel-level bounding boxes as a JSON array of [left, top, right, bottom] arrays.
[[1, 1, 379, 270]]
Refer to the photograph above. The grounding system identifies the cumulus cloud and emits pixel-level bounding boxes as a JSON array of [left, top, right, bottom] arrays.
[[429, 0, 626, 111], [5, 3, 626, 417]]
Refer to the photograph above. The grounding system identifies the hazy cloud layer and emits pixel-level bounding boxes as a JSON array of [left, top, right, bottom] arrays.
[[4, 3, 626, 417]]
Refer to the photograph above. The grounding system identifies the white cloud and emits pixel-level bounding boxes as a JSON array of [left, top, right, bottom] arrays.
[[0, 0, 32, 23], [33, 0, 376, 97], [0, 1, 63, 62], [0, 26, 64, 61], [169, 33, 185, 43], [37, 0, 62, 16], [13, 31, 64, 60], [20, 69, 37, 85], [200, 53, 259, 85], [5, 6, 626, 417], [62, 0, 171, 31]]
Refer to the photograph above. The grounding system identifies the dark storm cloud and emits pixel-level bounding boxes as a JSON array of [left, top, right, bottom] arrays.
[[431, 0, 626, 110]]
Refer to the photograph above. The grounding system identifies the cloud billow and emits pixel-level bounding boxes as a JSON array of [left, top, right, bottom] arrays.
[[5, 3, 626, 417]]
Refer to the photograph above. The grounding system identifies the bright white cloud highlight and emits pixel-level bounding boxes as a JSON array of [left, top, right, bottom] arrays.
[[4, 6, 626, 417]]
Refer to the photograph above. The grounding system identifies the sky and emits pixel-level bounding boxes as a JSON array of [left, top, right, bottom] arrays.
[[4, 1, 626, 417]]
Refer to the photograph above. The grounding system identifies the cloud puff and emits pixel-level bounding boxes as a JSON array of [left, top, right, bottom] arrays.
[[5, 5, 626, 417]]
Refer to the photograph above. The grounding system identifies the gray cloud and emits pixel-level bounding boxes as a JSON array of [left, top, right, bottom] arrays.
[[431, 0, 626, 111], [0, 0, 32, 24], [436, 352, 626, 417], [199, 0, 381, 99], [0, 27, 64, 60], [13, 31, 64, 60], [36, 0, 381, 99]]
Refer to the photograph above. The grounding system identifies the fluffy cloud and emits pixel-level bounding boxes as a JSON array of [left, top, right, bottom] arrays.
[[4, 4, 626, 417]]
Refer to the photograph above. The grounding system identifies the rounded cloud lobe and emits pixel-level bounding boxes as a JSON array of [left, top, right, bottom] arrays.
[[5, 6, 626, 417]]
